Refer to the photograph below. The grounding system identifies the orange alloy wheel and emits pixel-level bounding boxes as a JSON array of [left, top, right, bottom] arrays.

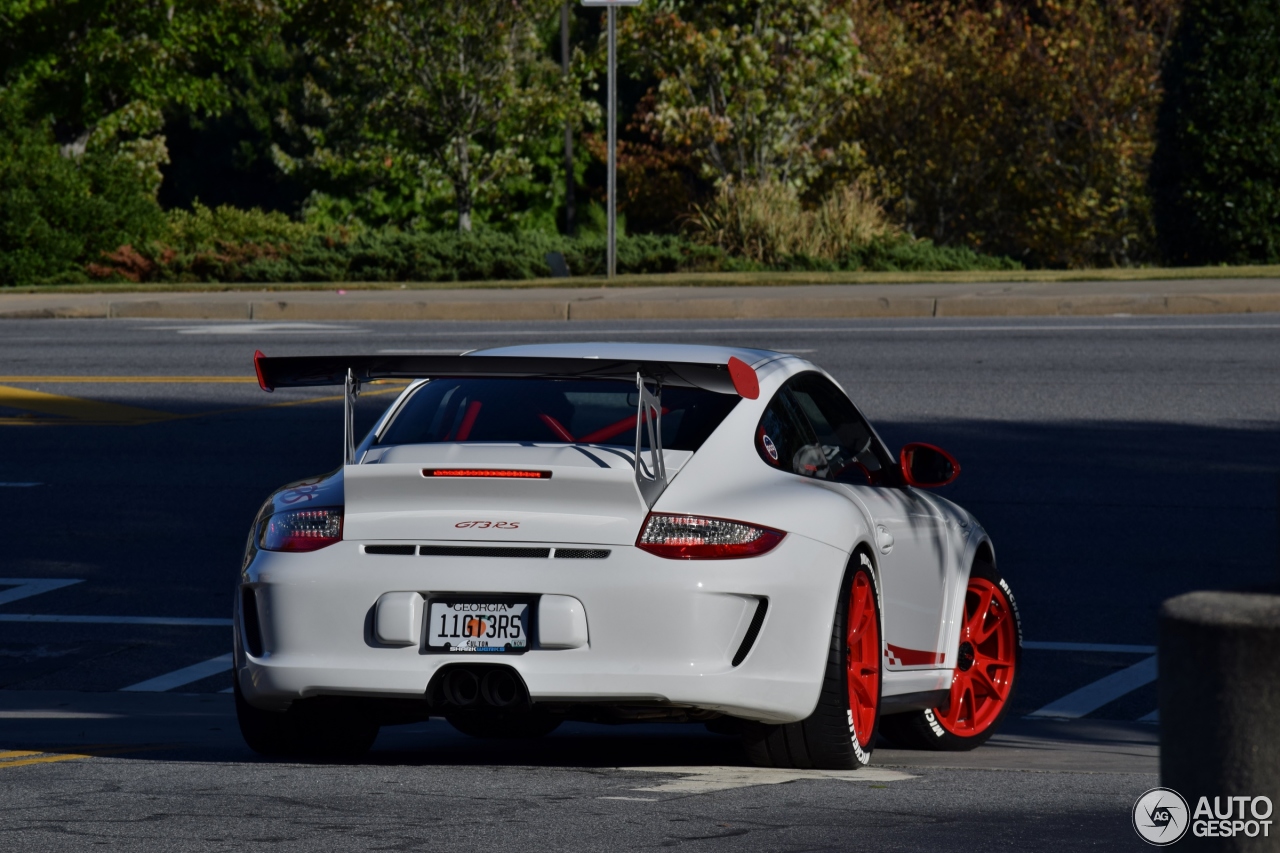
[[933, 577, 1018, 737], [846, 571, 881, 749]]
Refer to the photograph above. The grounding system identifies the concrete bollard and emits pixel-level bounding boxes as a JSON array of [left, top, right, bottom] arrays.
[[1160, 592, 1280, 851]]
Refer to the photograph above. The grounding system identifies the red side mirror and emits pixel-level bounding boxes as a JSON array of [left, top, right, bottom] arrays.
[[899, 443, 960, 488]]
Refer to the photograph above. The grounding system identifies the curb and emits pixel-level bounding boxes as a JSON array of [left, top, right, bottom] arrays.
[[4, 282, 1280, 321], [3, 294, 1280, 322]]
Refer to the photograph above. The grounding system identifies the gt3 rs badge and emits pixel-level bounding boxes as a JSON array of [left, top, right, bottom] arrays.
[[454, 521, 520, 529]]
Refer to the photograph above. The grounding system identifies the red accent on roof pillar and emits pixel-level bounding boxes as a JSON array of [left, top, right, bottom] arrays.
[[727, 357, 759, 399]]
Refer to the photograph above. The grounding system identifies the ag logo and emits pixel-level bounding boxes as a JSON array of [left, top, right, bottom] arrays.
[[762, 434, 779, 461], [1133, 787, 1190, 846]]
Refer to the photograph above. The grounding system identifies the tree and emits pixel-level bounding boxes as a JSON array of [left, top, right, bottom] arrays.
[[620, 0, 870, 192], [0, 0, 291, 196], [844, 0, 1179, 268], [1152, 0, 1280, 265], [278, 0, 593, 232]]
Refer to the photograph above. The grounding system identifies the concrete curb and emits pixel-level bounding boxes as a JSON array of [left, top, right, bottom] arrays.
[[3, 281, 1280, 321]]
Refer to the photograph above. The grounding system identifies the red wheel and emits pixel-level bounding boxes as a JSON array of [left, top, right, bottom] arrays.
[[879, 560, 1021, 751], [743, 553, 882, 769], [933, 576, 1017, 737], [846, 570, 880, 753]]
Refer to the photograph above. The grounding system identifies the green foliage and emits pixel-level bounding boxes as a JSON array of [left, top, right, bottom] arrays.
[[0, 1, 294, 192], [1153, 0, 1280, 265], [276, 0, 596, 232], [0, 88, 164, 285], [621, 0, 868, 190], [845, 0, 1179, 268]]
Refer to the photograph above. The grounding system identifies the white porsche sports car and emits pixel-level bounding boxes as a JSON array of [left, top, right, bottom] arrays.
[[235, 343, 1021, 768]]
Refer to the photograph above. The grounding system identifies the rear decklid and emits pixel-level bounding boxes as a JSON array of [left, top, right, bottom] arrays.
[[343, 444, 691, 545]]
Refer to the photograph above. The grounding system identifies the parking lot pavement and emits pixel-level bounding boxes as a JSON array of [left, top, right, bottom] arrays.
[[0, 690, 1155, 851], [3, 314, 1278, 850]]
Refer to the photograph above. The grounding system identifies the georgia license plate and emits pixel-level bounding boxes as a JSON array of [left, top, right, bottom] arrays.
[[426, 601, 530, 653]]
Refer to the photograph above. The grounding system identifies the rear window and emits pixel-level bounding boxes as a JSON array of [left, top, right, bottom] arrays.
[[376, 379, 740, 452]]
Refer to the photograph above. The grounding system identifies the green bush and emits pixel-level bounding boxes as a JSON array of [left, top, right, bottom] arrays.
[[1153, 0, 1280, 264], [0, 90, 165, 285]]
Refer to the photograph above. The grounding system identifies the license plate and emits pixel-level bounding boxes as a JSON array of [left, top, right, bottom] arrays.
[[426, 600, 530, 653]]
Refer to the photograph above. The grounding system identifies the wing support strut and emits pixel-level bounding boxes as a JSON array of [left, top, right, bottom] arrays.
[[344, 368, 361, 465], [634, 372, 666, 507]]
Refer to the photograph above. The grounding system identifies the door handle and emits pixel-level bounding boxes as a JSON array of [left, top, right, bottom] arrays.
[[876, 525, 894, 554]]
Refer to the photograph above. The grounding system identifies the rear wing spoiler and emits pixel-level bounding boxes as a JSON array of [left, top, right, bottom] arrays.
[[253, 351, 761, 506]]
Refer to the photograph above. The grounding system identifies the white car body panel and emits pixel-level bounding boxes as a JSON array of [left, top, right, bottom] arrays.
[[236, 342, 996, 724]]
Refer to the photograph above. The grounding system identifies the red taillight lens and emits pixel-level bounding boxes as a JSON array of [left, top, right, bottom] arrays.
[[259, 507, 343, 552], [636, 513, 784, 560]]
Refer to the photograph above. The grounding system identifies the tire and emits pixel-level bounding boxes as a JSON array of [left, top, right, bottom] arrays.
[[234, 678, 380, 758], [743, 552, 881, 770], [446, 711, 562, 739], [879, 559, 1021, 752]]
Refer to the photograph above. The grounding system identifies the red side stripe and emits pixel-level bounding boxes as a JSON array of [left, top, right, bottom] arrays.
[[885, 643, 945, 666]]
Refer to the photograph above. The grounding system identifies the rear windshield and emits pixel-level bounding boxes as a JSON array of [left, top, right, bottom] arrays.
[[376, 378, 740, 452]]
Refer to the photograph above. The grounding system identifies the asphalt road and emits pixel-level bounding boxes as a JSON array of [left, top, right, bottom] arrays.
[[3, 314, 1279, 851]]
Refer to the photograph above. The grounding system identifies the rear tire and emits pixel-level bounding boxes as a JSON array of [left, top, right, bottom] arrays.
[[446, 711, 562, 739], [879, 559, 1020, 751], [743, 552, 881, 769], [235, 679, 380, 758]]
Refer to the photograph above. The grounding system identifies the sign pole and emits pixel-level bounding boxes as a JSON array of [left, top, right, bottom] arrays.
[[606, 4, 617, 279], [584, 0, 639, 278]]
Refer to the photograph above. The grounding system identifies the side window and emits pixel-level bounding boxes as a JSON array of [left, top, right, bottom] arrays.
[[755, 373, 897, 486], [755, 388, 828, 478]]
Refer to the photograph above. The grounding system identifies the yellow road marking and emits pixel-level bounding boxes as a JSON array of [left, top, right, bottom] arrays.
[[0, 376, 408, 385], [0, 743, 181, 769], [0, 385, 174, 424], [0, 376, 256, 384], [0, 752, 92, 769], [0, 384, 405, 427]]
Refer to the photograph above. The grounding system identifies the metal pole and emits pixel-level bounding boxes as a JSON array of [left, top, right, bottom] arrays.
[[561, 3, 575, 236], [607, 4, 617, 279]]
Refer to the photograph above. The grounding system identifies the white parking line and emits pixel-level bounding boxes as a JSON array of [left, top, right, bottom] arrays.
[[1026, 655, 1158, 720], [0, 614, 231, 626], [1023, 641, 1156, 654], [0, 578, 83, 607], [121, 654, 234, 692], [625, 766, 915, 794]]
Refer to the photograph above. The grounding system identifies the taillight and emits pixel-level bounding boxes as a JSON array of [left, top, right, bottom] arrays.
[[259, 507, 344, 552], [636, 513, 784, 560]]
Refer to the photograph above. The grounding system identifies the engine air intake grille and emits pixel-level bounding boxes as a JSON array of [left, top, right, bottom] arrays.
[[365, 545, 416, 556], [554, 549, 611, 559], [419, 545, 551, 559]]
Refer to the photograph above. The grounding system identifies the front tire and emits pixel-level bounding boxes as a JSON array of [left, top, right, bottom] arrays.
[[880, 559, 1020, 751], [744, 552, 881, 769]]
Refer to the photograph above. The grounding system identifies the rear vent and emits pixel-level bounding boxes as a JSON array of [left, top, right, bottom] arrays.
[[554, 549, 611, 559], [365, 545, 416, 556], [419, 545, 551, 559], [731, 598, 769, 667], [240, 587, 265, 658]]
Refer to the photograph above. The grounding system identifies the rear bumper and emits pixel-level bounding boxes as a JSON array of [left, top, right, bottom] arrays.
[[235, 533, 847, 723]]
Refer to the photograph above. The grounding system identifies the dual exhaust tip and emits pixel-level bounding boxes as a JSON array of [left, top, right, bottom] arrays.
[[433, 665, 527, 710]]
